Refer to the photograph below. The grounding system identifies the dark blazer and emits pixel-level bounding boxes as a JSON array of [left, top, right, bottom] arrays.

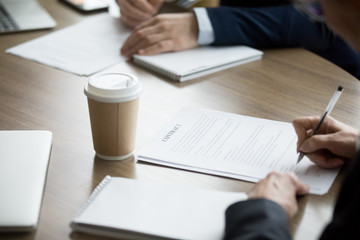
[[225, 199, 291, 240], [224, 150, 360, 239], [220, 0, 290, 7], [205, 5, 360, 79]]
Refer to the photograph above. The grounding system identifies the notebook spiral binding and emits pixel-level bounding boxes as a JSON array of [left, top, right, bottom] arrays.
[[74, 175, 112, 218]]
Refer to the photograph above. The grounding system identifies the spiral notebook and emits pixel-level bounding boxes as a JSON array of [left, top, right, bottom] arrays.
[[71, 176, 247, 240], [133, 46, 263, 82]]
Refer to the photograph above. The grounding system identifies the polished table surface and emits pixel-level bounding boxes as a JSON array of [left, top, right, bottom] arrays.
[[1, 1, 360, 240]]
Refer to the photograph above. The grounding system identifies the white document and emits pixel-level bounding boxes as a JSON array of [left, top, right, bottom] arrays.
[[137, 108, 340, 195], [71, 176, 247, 240], [6, 14, 131, 76]]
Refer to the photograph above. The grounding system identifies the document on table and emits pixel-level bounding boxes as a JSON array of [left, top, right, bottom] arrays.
[[137, 107, 340, 195], [6, 14, 131, 76]]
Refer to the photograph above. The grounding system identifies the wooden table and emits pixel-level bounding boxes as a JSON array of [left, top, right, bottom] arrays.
[[1, 1, 360, 240]]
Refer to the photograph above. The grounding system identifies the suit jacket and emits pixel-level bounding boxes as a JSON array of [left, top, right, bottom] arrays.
[[220, 0, 290, 7], [205, 5, 360, 79], [224, 150, 360, 239]]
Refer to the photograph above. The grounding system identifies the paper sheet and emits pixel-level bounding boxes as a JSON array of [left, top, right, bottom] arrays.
[[137, 107, 340, 195], [6, 14, 131, 76]]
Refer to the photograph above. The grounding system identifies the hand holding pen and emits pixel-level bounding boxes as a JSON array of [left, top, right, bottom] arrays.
[[296, 86, 343, 164], [293, 86, 360, 168], [292, 116, 360, 168]]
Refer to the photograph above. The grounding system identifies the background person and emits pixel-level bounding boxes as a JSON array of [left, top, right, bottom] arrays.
[[225, 0, 360, 238], [225, 115, 360, 239], [118, 0, 360, 239], [117, 0, 360, 79]]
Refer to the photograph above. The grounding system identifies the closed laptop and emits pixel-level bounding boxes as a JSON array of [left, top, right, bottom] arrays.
[[0, 130, 52, 232], [0, 0, 56, 33]]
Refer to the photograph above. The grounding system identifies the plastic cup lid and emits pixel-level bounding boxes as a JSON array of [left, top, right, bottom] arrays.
[[84, 73, 142, 103]]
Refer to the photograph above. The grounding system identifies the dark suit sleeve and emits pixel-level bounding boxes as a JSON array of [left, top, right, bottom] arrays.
[[205, 5, 360, 79], [319, 151, 360, 240], [206, 5, 333, 48], [225, 199, 291, 240], [220, 0, 290, 7]]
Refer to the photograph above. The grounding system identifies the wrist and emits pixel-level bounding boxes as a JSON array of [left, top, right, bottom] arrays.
[[193, 7, 215, 45]]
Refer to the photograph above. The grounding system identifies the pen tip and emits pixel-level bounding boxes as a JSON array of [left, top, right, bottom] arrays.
[[296, 152, 305, 164], [338, 86, 343, 91]]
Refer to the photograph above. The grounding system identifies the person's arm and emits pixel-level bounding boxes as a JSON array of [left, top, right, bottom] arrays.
[[120, 4, 342, 58], [220, 0, 290, 7], [292, 116, 360, 168], [225, 172, 309, 240], [121, 13, 199, 58], [193, 8, 215, 45], [120, 7, 214, 57], [319, 150, 360, 239], [206, 5, 286, 47], [205, 5, 334, 48], [209, 4, 360, 79], [116, 0, 163, 28], [225, 199, 291, 240]]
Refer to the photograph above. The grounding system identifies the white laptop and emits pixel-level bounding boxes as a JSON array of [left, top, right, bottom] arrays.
[[0, 0, 56, 33], [0, 130, 52, 232]]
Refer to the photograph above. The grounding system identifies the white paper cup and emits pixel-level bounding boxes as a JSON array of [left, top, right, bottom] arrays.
[[84, 73, 142, 160]]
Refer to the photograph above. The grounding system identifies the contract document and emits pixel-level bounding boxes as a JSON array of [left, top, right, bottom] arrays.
[[137, 107, 340, 195]]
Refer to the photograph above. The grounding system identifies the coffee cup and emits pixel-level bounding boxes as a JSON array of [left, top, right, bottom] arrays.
[[84, 73, 142, 160]]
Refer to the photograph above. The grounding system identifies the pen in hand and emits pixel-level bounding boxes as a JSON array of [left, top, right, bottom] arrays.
[[297, 86, 344, 164]]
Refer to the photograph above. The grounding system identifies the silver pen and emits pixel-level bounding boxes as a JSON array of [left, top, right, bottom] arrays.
[[297, 86, 344, 164]]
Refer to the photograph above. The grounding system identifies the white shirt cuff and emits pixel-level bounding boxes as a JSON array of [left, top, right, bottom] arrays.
[[193, 7, 215, 45]]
